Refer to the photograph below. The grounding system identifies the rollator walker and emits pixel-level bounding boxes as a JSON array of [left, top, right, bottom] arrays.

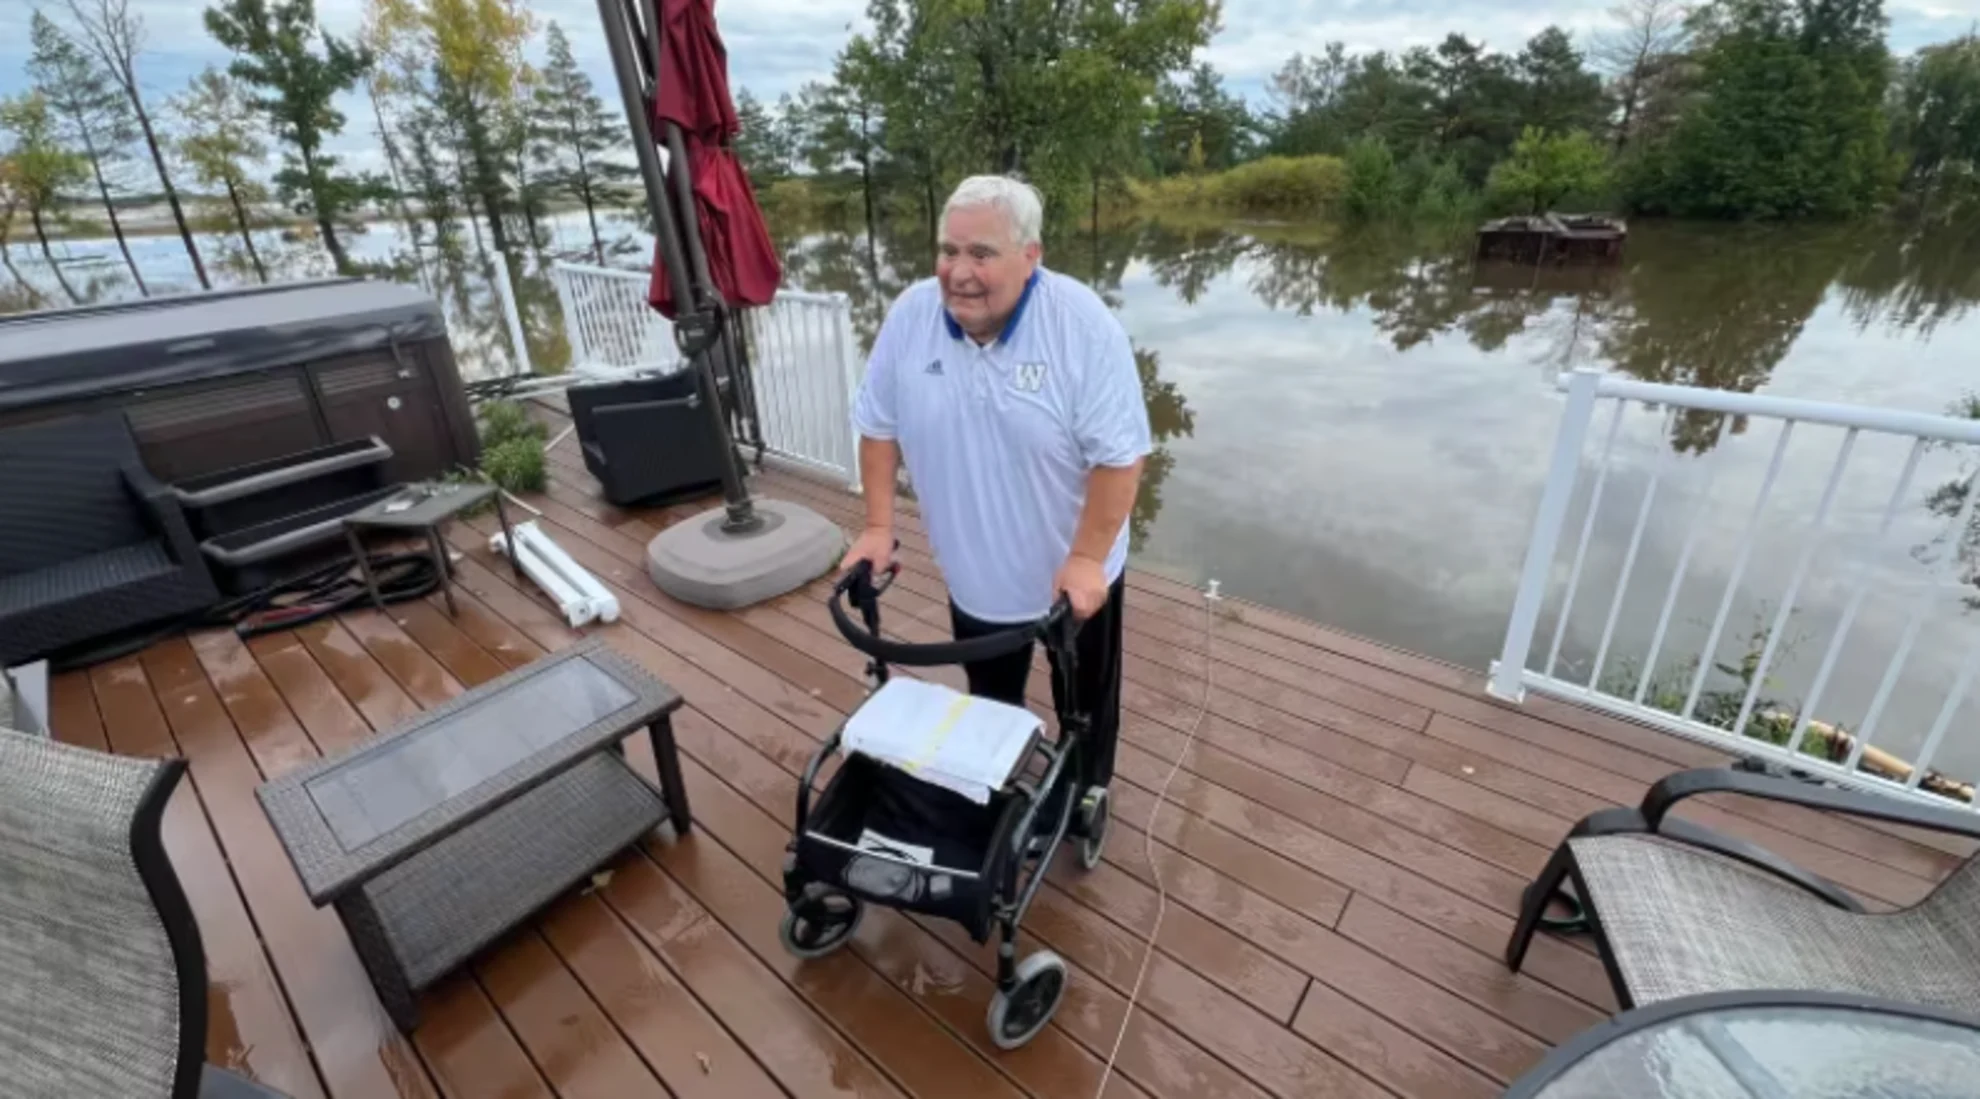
[[778, 559, 1113, 1049]]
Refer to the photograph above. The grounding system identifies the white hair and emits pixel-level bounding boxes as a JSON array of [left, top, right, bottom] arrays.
[[943, 175, 1044, 248]]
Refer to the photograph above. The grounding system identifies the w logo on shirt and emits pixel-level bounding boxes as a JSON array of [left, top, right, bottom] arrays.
[[1013, 361, 1047, 393]]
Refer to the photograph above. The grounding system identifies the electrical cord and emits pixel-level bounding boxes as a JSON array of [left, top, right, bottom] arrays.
[[45, 550, 444, 673], [1093, 578, 1219, 1097], [208, 550, 442, 639]]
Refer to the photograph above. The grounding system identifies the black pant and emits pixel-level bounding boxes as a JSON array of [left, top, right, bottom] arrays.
[[948, 577, 1124, 796]]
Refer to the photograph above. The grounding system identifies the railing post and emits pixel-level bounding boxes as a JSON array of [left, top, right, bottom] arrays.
[[832, 293, 862, 492], [491, 255, 532, 377], [551, 262, 590, 370], [1490, 368, 1605, 702]]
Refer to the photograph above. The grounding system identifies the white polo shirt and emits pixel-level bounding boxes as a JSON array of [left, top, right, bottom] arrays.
[[852, 267, 1152, 624]]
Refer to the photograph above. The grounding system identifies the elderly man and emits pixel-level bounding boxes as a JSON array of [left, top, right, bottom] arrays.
[[844, 174, 1150, 817]]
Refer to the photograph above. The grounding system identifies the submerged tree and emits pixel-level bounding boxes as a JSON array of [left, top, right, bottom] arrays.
[[1628, 0, 1896, 218], [173, 68, 271, 283], [28, 12, 145, 295], [60, 0, 210, 288], [0, 158, 47, 307], [1591, 0, 1691, 152], [1147, 64, 1256, 177], [370, 0, 536, 256], [499, 92, 543, 251], [0, 94, 89, 303], [205, 0, 376, 274], [530, 20, 633, 263], [1487, 127, 1612, 213], [1893, 34, 1980, 192]]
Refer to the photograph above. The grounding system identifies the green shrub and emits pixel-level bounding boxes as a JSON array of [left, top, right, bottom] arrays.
[[1486, 128, 1612, 216], [1406, 155, 1480, 224], [1342, 139, 1404, 221], [1215, 156, 1348, 213], [480, 436, 546, 495], [1132, 156, 1347, 214], [1126, 173, 1221, 208], [477, 400, 544, 449]]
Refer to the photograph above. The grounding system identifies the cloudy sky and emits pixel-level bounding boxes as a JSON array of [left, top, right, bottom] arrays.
[[1, 0, 1973, 175]]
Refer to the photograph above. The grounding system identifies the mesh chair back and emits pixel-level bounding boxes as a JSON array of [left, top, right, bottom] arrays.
[[1917, 851, 1980, 965], [0, 729, 204, 1098]]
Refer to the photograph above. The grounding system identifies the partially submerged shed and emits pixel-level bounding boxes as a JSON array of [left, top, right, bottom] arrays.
[[1476, 213, 1627, 265]]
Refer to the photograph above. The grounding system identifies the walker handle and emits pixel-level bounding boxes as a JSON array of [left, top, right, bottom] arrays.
[[830, 563, 1071, 667]]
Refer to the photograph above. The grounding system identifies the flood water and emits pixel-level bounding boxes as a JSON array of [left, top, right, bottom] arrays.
[[785, 214, 1980, 781], [12, 209, 1980, 782]]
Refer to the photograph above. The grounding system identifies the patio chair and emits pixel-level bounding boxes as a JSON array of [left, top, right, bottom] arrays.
[[0, 413, 220, 667], [0, 725, 287, 1098], [1505, 767, 1980, 1014]]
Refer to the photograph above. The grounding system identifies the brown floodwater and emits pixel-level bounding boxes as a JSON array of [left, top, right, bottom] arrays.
[[780, 214, 1980, 779]]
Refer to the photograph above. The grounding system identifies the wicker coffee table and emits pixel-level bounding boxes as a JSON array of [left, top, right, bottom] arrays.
[[257, 639, 686, 1030]]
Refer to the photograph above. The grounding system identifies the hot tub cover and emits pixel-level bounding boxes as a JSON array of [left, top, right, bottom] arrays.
[[0, 280, 448, 412]]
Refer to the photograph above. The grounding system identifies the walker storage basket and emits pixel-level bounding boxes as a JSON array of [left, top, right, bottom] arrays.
[[787, 752, 1028, 943]]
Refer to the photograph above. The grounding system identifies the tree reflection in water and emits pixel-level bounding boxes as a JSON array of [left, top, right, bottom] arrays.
[[1121, 213, 1980, 456]]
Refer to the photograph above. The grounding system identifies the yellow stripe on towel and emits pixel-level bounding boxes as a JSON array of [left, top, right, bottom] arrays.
[[903, 693, 974, 774]]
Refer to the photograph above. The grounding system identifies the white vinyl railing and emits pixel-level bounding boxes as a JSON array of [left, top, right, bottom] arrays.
[[737, 288, 864, 487], [550, 261, 863, 486], [1493, 369, 1980, 808], [552, 261, 680, 372]]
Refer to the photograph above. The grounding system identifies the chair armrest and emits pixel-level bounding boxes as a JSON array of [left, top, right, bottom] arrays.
[[123, 464, 203, 566], [1642, 767, 1980, 841], [1560, 804, 1866, 913], [1658, 816, 1867, 913]]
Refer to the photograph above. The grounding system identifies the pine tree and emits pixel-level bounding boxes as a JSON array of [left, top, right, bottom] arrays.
[[173, 68, 271, 283], [0, 159, 44, 307], [60, 0, 210, 288], [205, 0, 377, 273], [28, 12, 146, 295], [733, 89, 782, 185], [369, 0, 535, 257], [530, 21, 634, 264], [0, 94, 89, 303]]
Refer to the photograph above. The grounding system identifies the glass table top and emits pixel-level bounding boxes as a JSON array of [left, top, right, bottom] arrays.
[[305, 656, 638, 849], [1530, 1002, 1980, 1099]]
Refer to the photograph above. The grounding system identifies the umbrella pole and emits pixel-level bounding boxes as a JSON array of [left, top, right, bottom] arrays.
[[595, 0, 758, 531]]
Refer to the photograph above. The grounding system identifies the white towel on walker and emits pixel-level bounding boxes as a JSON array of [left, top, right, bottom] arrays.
[[842, 678, 1041, 804]]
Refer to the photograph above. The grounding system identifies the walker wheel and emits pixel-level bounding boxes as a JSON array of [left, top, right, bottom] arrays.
[[987, 951, 1068, 1050], [779, 890, 864, 959], [1077, 787, 1110, 871]]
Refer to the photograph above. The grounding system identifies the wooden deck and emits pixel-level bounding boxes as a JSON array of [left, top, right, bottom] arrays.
[[51, 407, 1971, 1099]]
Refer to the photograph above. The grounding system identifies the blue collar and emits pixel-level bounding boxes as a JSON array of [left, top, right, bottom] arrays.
[[944, 269, 1041, 345]]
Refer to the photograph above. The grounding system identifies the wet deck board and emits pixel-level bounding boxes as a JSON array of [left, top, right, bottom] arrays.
[[42, 410, 1964, 1099]]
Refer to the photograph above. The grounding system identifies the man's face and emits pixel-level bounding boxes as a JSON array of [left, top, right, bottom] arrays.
[[937, 204, 1042, 339]]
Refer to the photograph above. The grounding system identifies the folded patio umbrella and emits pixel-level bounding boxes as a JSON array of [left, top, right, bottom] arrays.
[[646, 0, 781, 319]]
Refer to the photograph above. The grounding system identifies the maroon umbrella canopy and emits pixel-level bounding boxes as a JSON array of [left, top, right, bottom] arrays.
[[646, 0, 781, 318]]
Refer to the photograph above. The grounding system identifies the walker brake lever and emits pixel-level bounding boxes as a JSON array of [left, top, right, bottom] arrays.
[[871, 561, 900, 597]]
